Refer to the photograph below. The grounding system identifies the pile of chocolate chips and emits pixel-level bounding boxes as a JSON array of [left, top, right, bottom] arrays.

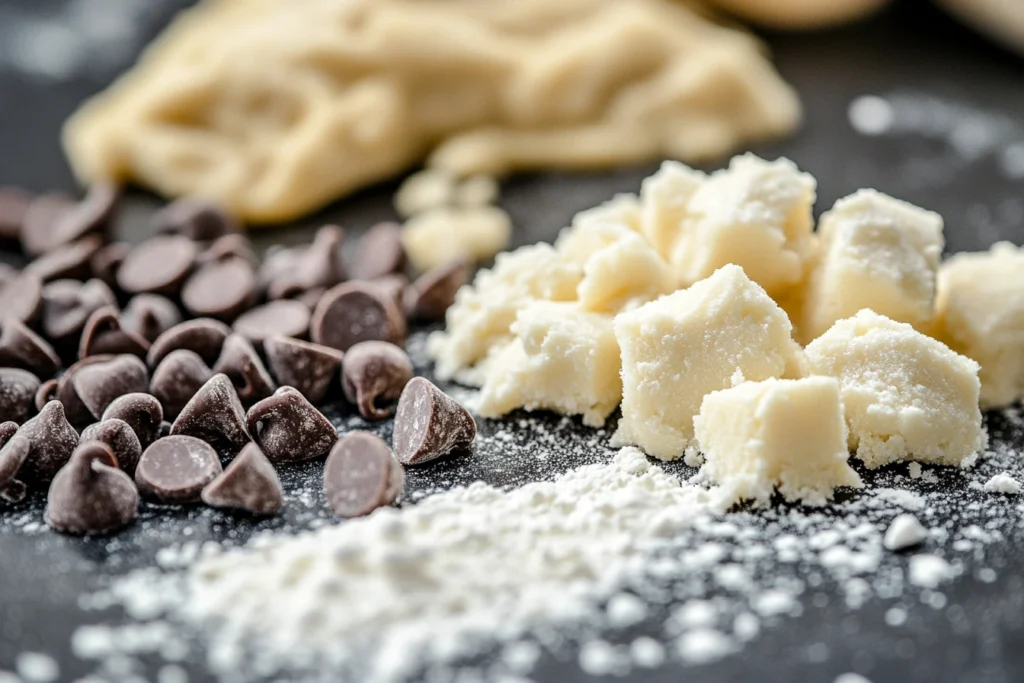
[[0, 184, 477, 535]]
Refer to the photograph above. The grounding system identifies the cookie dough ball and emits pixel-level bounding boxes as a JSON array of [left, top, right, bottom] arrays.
[[705, 0, 891, 30]]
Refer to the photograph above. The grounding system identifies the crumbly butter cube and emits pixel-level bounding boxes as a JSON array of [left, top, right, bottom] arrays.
[[805, 309, 984, 469], [695, 376, 862, 507], [935, 241, 1024, 407], [613, 264, 800, 460], [477, 302, 621, 427], [802, 189, 943, 342], [638, 160, 705, 259], [578, 233, 676, 313]]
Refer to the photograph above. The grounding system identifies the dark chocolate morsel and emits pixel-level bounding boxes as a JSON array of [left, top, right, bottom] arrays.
[[0, 271, 43, 326], [404, 260, 470, 322], [135, 435, 222, 504], [147, 318, 231, 369], [34, 379, 58, 412], [170, 374, 250, 458], [78, 306, 150, 359], [56, 355, 114, 428], [200, 234, 257, 266], [19, 193, 75, 256], [46, 441, 138, 535], [0, 368, 40, 424], [72, 354, 149, 420], [372, 274, 408, 311], [181, 256, 257, 321], [310, 281, 406, 352], [351, 221, 405, 281], [341, 341, 413, 420], [0, 317, 60, 378], [0, 431, 29, 502], [24, 234, 105, 282], [102, 392, 164, 451], [117, 235, 198, 295], [15, 400, 79, 484], [43, 182, 119, 252], [246, 386, 336, 464], [323, 431, 404, 517], [263, 335, 343, 405], [89, 241, 130, 288], [0, 187, 30, 241], [392, 378, 476, 465], [200, 442, 282, 515], [295, 287, 325, 311], [41, 278, 117, 342], [150, 349, 213, 420], [121, 294, 182, 344], [80, 418, 143, 476], [211, 335, 275, 404], [266, 225, 346, 300], [0, 420, 18, 445], [233, 300, 310, 346], [151, 198, 239, 242]]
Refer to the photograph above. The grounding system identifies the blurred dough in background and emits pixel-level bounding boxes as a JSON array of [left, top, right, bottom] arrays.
[[935, 0, 1024, 55], [703, 0, 892, 30], [63, 0, 799, 224]]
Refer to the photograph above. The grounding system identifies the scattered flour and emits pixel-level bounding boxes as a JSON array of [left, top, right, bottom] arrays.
[[983, 472, 1021, 494], [908, 555, 954, 589], [14, 653, 59, 683], [883, 514, 928, 551]]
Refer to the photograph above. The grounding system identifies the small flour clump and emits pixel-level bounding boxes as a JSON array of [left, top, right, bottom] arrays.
[[983, 472, 1021, 494], [883, 514, 928, 551]]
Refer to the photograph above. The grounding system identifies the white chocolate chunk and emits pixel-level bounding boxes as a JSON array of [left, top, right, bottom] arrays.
[[802, 189, 943, 342], [477, 303, 621, 427], [403, 205, 512, 272], [695, 376, 862, 507], [668, 154, 816, 298], [805, 309, 984, 469], [578, 234, 676, 313], [613, 264, 801, 460], [638, 160, 705, 259], [935, 241, 1024, 408]]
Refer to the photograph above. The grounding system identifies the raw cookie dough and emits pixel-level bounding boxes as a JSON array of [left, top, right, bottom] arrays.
[[805, 309, 985, 469], [705, 0, 891, 29], [695, 376, 862, 507], [613, 264, 802, 461], [63, 0, 800, 223], [402, 205, 512, 272], [935, 242, 1024, 408], [577, 234, 676, 314]]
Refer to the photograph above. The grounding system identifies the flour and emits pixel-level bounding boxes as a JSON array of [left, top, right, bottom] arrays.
[[983, 472, 1021, 494], [883, 514, 928, 551]]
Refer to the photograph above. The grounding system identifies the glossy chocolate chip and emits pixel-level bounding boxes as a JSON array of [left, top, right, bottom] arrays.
[[121, 294, 182, 344], [150, 349, 213, 420], [89, 241, 130, 288], [25, 234, 105, 282], [170, 374, 250, 458], [0, 317, 60, 377], [20, 193, 75, 257], [233, 300, 310, 346], [151, 198, 239, 242], [351, 222, 405, 281], [34, 379, 57, 412], [55, 355, 113, 428], [266, 225, 346, 300], [263, 335, 343, 405], [0, 368, 40, 425], [0, 431, 28, 502], [147, 318, 230, 368], [246, 386, 336, 464], [45, 441, 138, 535], [404, 260, 470, 322], [181, 256, 257, 321], [311, 281, 406, 352], [295, 287, 325, 311], [200, 233, 257, 266], [135, 435, 222, 504], [41, 278, 117, 341], [392, 378, 476, 465], [102, 393, 163, 451], [15, 400, 79, 484], [200, 442, 282, 515], [341, 341, 413, 420], [323, 431, 404, 517], [40, 182, 119, 254], [211, 335, 275, 404], [0, 271, 43, 326], [0, 187, 30, 241], [80, 418, 143, 476], [78, 306, 150, 359], [372, 274, 408, 311], [117, 235, 198, 295], [72, 355, 149, 421]]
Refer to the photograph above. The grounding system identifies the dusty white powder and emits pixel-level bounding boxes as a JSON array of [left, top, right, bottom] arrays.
[[14, 653, 59, 683], [908, 554, 954, 589], [983, 472, 1021, 494]]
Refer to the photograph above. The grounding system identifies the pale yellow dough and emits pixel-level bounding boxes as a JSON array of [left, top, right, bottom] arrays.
[[402, 206, 512, 272], [62, 0, 800, 223]]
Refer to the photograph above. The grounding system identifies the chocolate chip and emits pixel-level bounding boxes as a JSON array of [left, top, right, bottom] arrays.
[[0, 317, 60, 377], [181, 256, 257, 321], [24, 234, 105, 282], [89, 241, 130, 288], [43, 182, 119, 253], [311, 282, 406, 352], [211, 335, 275, 404], [121, 294, 182, 343], [263, 335, 343, 405], [265, 225, 346, 300], [102, 393, 163, 450], [0, 271, 43, 326], [147, 318, 230, 368], [41, 278, 117, 342], [72, 355, 149, 420], [78, 306, 150, 359], [55, 355, 114, 428], [200, 234, 257, 267], [150, 350, 213, 420], [151, 198, 239, 242], [135, 435, 222, 504], [0, 431, 28, 503], [341, 341, 413, 420], [0, 187, 30, 241], [45, 441, 138, 534], [200, 442, 282, 515], [246, 386, 336, 464], [0, 368, 40, 425], [117, 235, 198, 295], [80, 418, 142, 476], [392, 378, 476, 465], [352, 222, 405, 281], [15, 400, 79, 484], [170, 373, 250, 458], [372, 274, 408, 311], [323, 431, 404, 517], [34, 379, 57, 412], [404, 260, 470, 322], [233, 300, 310, 346], [20, 193, 75, 257], [295, 287, 325, 310], [0, 420, 19, 444]]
